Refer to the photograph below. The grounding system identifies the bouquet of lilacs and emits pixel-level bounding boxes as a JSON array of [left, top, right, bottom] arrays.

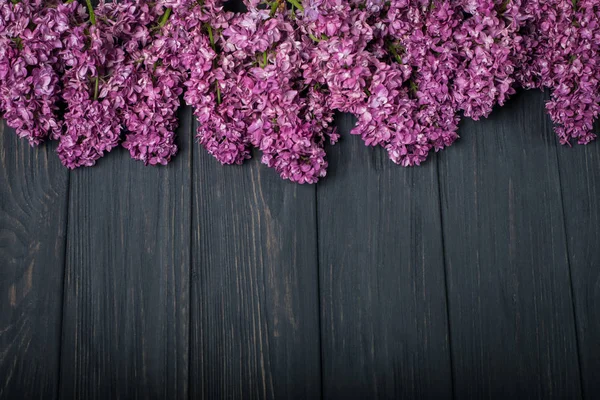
[[57, 0, 185, 167], [175, 0, 338, 183], [0, 0, 598, 183], [298, 0, 528, 166], [0, 0, 77, 145], [517, 0, 600, 145], [118, 2, 187, 165]]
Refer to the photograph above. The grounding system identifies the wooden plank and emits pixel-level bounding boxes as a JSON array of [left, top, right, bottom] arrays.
[[317, 114, 454, 399], [0, 122, 69, 399], [190, 126, 322, 399], [58, 107, 192, 400], [438, 90, 582, 399], [556, 127, 600, 398]]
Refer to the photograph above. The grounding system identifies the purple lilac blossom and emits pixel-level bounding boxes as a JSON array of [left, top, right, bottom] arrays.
[[518, 0, 600, 145], [118, 1, 187, 165], [0, 0, 76, 145], [178, 0, 337, 182], [57, 1, 127, 168], [453, 0, 525, 120], [236, 4, 338, 183], [179, 0, 251, 165], [0, 0, 598, 182]]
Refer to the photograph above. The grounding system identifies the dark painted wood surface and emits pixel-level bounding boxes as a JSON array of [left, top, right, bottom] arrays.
[[1, 93, 599, 400], [438, 91, 582, 399], [59, 107, 192, 400], [190, 121, 321, 400], [317, 114, 453, 399], [0, 125, 68, 399], [556, 122, 600, 399]]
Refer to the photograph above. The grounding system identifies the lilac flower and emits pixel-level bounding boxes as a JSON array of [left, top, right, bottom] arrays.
[[0, 0, 76, 145], [57, 1, 126, 168], [518, 0, 600, 144], [119, 2, 187, 165], [453, 0, 524, 120], [57, 99, 121, 168], [0, 0, 597, 182], [176, 0, 338, 182], [298, 0, 375, 113]]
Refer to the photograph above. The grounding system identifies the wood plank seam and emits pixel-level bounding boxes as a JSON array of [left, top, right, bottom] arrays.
[[187, 107, 194, 400], [436, 154, 457, 400], [56, 169, 71, 400], [552, 123, 587, 400], [315, 181, 324, 400]]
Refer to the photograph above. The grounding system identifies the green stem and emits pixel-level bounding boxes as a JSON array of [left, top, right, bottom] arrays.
[[85, 0, 96, 25], [409, 80, 418, 95], [207, 25, 214, 49], [93, 75, 99, 100], [386, 42, 404, 64], [206, 25, 221, 105], [12, 37, 23, 50], [496, 0, 510, 14], [158, 8, 172, 28], [270, 0, 280, 16], [286, 0, 303, 11], [262, 51, 268, 68]]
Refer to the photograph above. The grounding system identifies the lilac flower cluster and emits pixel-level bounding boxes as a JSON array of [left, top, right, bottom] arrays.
[[518, 0, 600, 145], [0, 0, 76, 145], [57, 1, 124, 168], [119, 3, 186, 165], [58, 0, 187, 167], [0, 0, 186, 168], [0, 0, 599, 183], [298, 0, 532, 166], [176, 0, 337, 182]]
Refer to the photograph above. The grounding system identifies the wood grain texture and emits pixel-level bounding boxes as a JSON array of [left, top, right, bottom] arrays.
[[438, 90, 582, 399], [0, 123, 69, 400], [58, 107, 193, 400], [316, 114, 453, 400], [556, 129, 600, 399], [190, 122, 322, 400]]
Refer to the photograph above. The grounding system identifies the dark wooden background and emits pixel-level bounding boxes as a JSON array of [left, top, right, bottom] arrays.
[[1, 84, 599, 399]]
